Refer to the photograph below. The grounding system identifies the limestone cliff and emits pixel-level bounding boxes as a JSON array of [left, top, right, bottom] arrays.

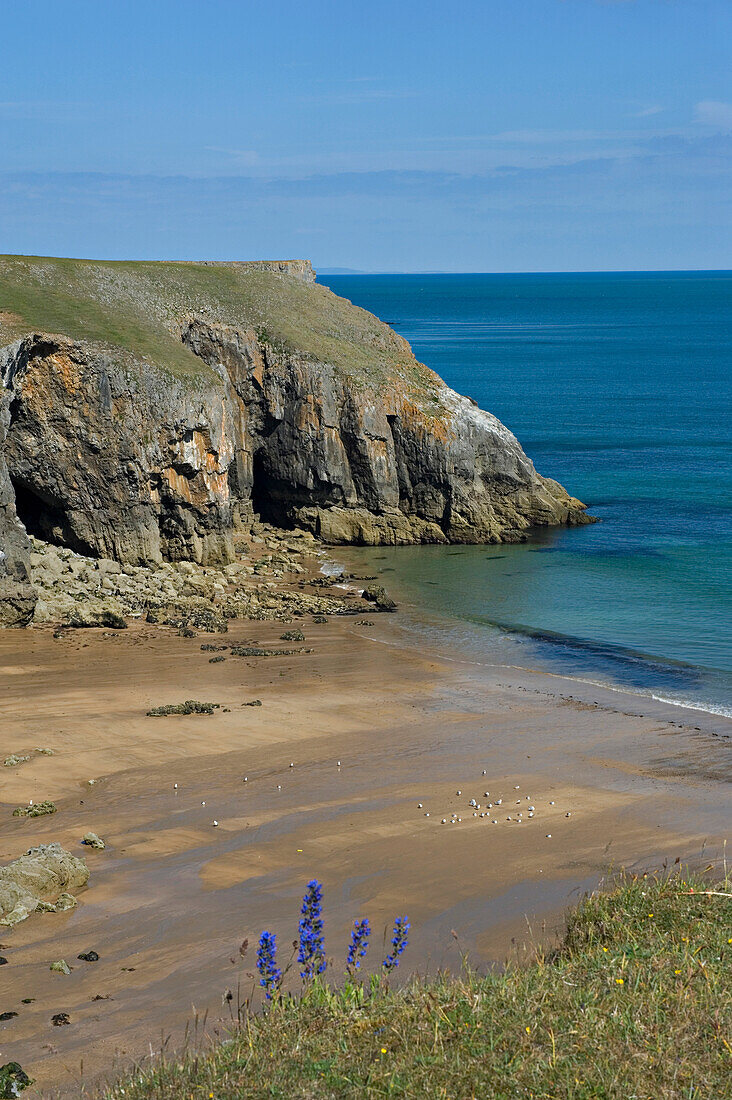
[[0, 256, 590, 610], [0, 387, 36, 624]]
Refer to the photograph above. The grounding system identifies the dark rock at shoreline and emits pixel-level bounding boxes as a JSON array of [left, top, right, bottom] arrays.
[[361, 584, 398, 612]]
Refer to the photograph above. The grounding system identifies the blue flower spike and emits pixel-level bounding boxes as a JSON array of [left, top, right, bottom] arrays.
[[256, 930, 282, 1000], [383, 916, 410, 972], [346, 917, 371, 971], [298, 879, 326, 980]]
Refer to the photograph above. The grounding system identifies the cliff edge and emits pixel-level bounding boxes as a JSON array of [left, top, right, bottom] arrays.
[[0, 256, 590, 605]]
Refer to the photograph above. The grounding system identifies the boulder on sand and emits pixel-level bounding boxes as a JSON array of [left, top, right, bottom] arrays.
[[0, 843, 89, 927]]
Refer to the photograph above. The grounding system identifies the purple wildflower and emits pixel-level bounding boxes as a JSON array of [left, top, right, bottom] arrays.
[[298, 879, 326, 980], [382, 916, 410, 971], [256, 930, 281, 1000], [346, 918, 371, 971]]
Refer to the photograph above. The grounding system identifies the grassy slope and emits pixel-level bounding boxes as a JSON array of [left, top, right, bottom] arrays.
[[0, 257, 441, 405], [103, 871, 731, 1100]]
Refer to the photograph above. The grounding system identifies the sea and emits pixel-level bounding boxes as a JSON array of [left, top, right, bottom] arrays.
[[323, 271, 732, 719]]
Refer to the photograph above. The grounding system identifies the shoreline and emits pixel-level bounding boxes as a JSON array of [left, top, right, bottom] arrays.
[[0, 555, 729, 1096]]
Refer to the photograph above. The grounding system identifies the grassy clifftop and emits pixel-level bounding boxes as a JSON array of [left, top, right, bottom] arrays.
[[100, 870, 731, 1100], [0, 256, 437, 400]]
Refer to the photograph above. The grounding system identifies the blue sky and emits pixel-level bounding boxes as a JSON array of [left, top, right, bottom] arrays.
[[1, 0, 729, 271]]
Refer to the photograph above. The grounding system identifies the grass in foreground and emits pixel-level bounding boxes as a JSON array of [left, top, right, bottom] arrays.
[[104, 870, 730, 1100]]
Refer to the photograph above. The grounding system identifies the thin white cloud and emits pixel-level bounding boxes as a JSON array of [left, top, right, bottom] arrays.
[[633, 105, 663, 118], [695, 101, 732, 130]]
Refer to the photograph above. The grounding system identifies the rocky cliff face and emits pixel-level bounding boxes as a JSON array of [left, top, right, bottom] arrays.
[[0, 387, 36, 625], [0, 258, 590, 619], [183, 318, 587, 546], [1, 335, 242, 565]]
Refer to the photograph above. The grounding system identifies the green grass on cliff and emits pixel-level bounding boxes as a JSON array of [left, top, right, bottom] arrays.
[[102, 870, 731, 1100], [0, 256, 441, 405]]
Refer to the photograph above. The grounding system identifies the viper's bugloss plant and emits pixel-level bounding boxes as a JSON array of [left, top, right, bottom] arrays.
[[383, 916, 410, 971], [298, 879, 326, 980], [346, 918, 371, 971], [256, 931, 281, 1000]]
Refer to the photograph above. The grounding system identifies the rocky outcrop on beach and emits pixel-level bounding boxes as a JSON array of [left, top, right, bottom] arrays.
[[0, 843, 89, 928], [0, 256, 590, 624]]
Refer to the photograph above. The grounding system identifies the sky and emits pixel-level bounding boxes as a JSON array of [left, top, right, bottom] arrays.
[[0, 0, 729, 272]]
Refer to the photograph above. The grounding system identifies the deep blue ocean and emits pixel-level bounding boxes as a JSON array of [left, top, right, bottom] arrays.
[[324, 272, 732, 718]]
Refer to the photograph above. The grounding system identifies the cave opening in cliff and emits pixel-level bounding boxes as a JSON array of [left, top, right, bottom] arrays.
[[251, 450, 292, 529], [9, 476, 95, 556]]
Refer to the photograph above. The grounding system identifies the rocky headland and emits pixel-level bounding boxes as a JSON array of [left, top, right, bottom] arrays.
[[0, 255, 591, 627]]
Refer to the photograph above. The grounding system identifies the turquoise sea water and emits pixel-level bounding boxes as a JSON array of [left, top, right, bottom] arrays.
[[325, 272, 732, 717]]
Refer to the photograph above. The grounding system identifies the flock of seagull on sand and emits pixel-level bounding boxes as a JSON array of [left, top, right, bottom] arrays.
[[171, 762, 573, 839]]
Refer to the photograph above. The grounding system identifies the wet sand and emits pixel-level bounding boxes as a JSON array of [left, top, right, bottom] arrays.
[[0, 604, 730, 1096]]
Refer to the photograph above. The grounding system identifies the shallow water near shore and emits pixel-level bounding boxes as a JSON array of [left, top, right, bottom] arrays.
[[326, 271, 732, 717]]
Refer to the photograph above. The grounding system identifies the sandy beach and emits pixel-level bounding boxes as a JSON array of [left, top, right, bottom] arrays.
[[0, 575, 730, 1095]]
